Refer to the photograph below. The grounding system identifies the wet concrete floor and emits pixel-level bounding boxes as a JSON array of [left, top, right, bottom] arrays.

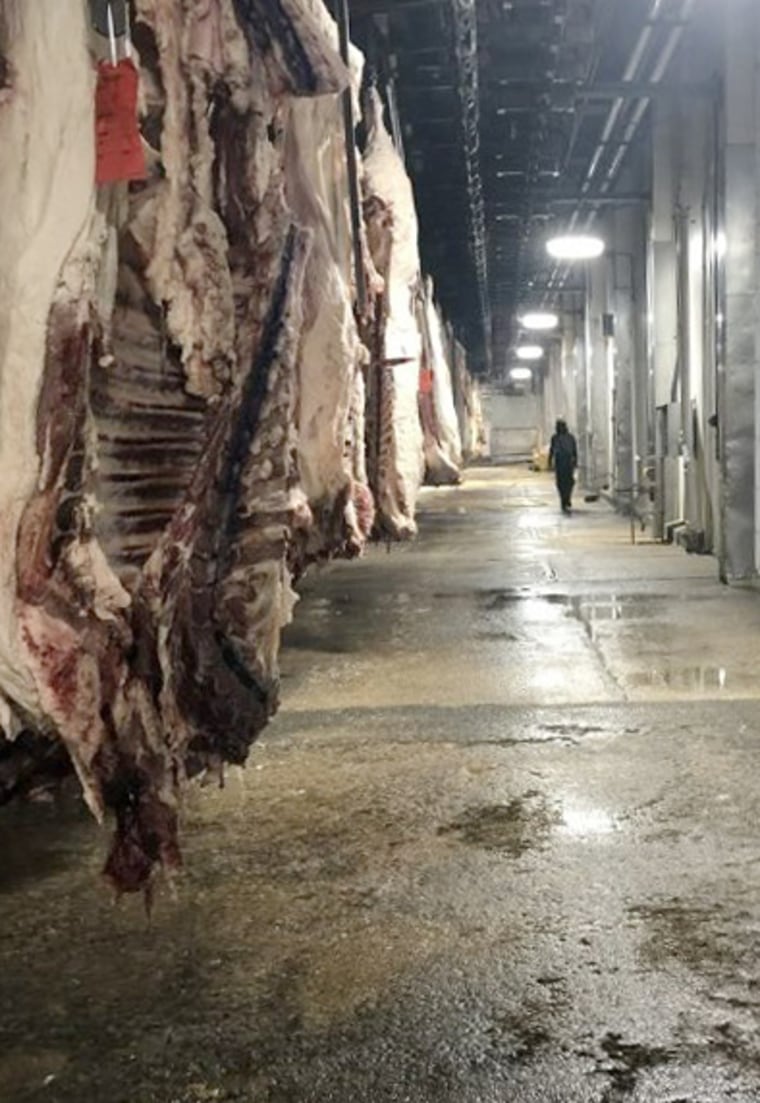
[[4, 467, 760, 1101]]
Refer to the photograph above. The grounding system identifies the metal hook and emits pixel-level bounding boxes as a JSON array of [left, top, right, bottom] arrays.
[[106, 1, 117, 66], [124, 1, 132, 60]]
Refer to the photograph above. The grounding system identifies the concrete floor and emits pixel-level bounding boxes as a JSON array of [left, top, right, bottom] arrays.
[[4, 466, 760, 1101]]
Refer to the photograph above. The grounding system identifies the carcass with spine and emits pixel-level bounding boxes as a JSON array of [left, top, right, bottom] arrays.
[[0, 0, 363, 893], [0, 0, 477, 892]]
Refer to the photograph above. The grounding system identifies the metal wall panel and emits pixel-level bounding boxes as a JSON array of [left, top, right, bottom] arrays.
[[722, 14, 759, 580]]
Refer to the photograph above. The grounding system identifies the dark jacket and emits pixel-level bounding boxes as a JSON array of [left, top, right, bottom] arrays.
[[549, 431, 578, 478]]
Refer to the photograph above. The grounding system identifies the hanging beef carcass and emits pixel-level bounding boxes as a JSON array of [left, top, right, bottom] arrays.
[[284, 44, 375, 565], [362, 88, 425, 539], [417, 277, 463, 486], [0, 0, 474, 893], [452, 338, 487, 462], [0, 0, 374, 894]]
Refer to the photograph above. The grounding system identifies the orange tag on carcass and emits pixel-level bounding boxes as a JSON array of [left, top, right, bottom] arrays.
[[94, 58, 146, 185]]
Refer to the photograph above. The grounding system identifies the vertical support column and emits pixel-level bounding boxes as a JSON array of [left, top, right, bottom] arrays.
[[721, 0, 760, 579], [673, 51, 718, 553], [560, 297, 580, 436], [628, 204, 651, 504], [702, 87, 723, 556], [675, 205, 694, 525], [630, 208, 649, 514], [586, 241, 611, 492], [610, 207, 639, 506], [579, 270, 592, 487], [541, 343, 557, 446], [651, 97, 680, 537]]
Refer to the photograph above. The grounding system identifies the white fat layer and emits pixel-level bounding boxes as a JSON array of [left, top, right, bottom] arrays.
[[0, 0, 97, 715], [287, 94, 364, 514], [133, 0, 240, 397], [363, 90, 425, 528], [425, 283, 463, 470]]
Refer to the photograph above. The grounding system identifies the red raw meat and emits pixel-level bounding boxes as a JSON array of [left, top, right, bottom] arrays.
[[94, 58, 146, 185]]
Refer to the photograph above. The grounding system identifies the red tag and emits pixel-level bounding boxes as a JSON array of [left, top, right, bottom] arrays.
[[95, 58, 146, 185], [419, 368, 434, 395]]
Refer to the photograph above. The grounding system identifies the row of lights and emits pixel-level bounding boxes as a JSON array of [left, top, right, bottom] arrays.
[[509, 234, 606, 382]]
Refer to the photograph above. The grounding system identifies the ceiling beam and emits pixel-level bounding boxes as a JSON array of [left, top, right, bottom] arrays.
[[452, 0, 492, 369], [573, 80, 715, 100]]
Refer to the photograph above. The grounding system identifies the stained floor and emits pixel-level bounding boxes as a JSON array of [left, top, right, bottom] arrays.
[[3, 467, 760, 1101]]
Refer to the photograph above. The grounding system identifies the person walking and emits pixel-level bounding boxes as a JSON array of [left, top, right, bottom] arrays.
[[549, 419, 578, 514]]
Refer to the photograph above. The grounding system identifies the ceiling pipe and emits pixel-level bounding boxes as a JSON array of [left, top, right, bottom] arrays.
[[581, 12, 657, 191], [540, 0, 668, 297], [599, 3, 695, 193], [498, 8, 569, 356], [575, 80, 711, 99], [541, 0, 694, 303]]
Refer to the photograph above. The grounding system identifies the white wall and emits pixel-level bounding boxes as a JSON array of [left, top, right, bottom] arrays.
[[480, 389, 540, 461]]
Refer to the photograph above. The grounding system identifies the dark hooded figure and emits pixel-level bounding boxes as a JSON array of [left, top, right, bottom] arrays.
[[549, 419, 578, 514]]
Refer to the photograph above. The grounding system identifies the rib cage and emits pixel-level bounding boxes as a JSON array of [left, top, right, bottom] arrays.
[[92, 303, 207, 574], [0, 0, 483, 893]]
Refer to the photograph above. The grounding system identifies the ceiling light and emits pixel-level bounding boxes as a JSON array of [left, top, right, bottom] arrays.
[[546, 234, 605, 260], [509, 367, 533, 382], [520, 311, 559, 331], [515, 344, 544, 361]]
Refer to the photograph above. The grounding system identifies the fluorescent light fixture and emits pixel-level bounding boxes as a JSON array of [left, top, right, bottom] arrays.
[[546, 234, 605, 260], [515, 344, 544, 361], [520, 311, 559, 331], [509, 366, 533, 382], [714, 231, 727, 259]]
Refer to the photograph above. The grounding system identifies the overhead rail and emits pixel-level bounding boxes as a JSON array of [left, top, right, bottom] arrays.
[[543, 0, 697, 302], [451, 0, 492, 371]]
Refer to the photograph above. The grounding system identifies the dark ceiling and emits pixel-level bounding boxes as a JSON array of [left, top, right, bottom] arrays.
[[352, 0, 695, 375]]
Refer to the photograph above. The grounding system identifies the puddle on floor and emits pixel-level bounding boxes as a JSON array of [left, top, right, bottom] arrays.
[[438, 794, 619, 856], [626, 666, 730, 692], [627, 899, 736, 972], [484, 1010, 551, 1062], [282, 590, 433, 655], [595, 1032, 674, 1096], [478, 588, 661, 615], [438, 792, 560, 857], [478, 589, 680, 616]]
